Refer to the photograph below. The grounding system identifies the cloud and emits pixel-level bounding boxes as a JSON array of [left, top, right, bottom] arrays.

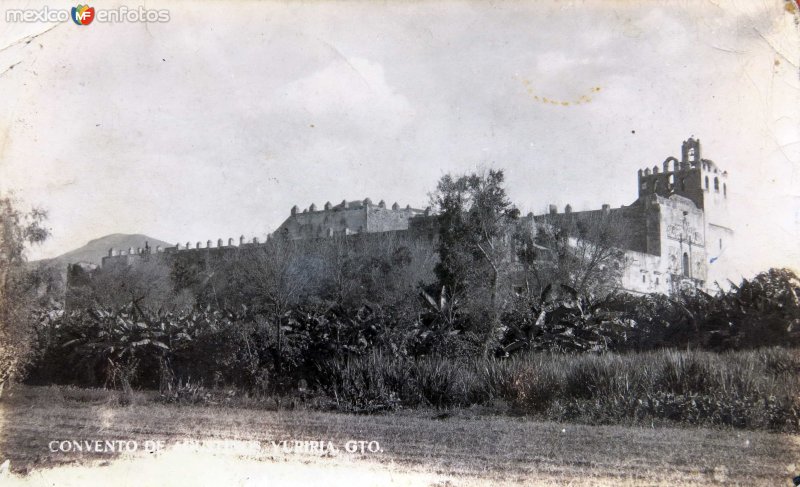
[[280, 57, 414, 139], [0, 1, 796, 276]]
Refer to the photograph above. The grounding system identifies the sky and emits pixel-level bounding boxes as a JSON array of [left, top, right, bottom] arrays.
[[0, 0, 798, 279]]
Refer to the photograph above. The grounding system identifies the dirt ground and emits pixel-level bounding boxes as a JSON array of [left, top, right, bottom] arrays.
[[1, 386, 798, 486]]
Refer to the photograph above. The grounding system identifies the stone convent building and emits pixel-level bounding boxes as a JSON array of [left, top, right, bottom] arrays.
[[531, 138, 732, 294], [96, 138, 731, 295], [274, 199, 429, 239]]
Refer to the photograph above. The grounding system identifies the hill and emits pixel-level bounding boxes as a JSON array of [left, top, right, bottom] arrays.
[[38, 233, 172, 267]]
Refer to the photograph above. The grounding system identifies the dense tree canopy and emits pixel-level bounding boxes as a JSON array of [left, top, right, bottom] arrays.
[[431, 170, 520, 315], [0, 195, 49, 392]]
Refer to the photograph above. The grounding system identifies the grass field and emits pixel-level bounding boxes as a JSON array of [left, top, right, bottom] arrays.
[[0, 385, 798, 486]]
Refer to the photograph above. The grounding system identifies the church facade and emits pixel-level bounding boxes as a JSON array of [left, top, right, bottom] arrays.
[[619, 137, 732, 293]]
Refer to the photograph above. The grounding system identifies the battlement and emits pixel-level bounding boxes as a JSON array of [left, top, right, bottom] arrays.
[[279, 197, 429, 239], [101, 234, 278, 267], [101, 197, 433, 267], [290, 198, 425, 216]]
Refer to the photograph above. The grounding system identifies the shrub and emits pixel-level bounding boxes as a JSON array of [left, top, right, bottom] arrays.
[[500, 286, 633, 355], [655, 350, 711, 395], [318, 351, 410, 413], [502, 348, 800, 431], [507, 357, 560, 413], [476, 357, 515, 402], [607, 268, 800, 351], [159, 378, 210, 405], [413, 357, 473, 407]]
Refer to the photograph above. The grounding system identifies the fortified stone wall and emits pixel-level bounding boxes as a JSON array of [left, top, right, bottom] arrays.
[[531, 200, 660, 256], [95, 138, 732, 296]]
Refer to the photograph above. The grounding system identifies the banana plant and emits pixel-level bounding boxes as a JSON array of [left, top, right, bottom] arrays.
[[60, 302, 171, 387], [501, 283, 632, 354], [419, 286, 462, 331]]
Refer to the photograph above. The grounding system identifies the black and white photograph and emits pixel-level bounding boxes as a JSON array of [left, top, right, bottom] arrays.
[[1, 1, 799, 485]]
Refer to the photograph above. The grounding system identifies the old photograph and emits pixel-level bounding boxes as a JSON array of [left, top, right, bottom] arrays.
[[1, 0, 799, 485]]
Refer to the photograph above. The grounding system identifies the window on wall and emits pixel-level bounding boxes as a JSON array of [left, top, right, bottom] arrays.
[[668, 174, 675, 190], [642, 275, 646, 283], [723, 183, 727, 197], [714, 177, 719, 191], [680, 178, 686, 191], [705, 176, 709, 190], [656, 277, 659, 285], [682, 252, 690, 277], [640, 181, 647, 191]]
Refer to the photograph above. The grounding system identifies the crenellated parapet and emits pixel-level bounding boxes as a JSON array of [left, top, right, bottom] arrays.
[[101, 233, 278, 268], [275, 197, 427, 239], [285, 198, 423, 216]]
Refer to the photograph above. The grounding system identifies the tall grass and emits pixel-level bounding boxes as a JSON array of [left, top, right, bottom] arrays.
[[322, 347, 800, 431]]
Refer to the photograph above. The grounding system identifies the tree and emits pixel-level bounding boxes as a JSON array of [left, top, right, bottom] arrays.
[[0, 195, 49, 394], [525, 210, 629, 298], [234, 236, 319, 314], [69, 255, 182, 313], [316, 234, 364, 307], [232, 236, 320, 381], [431, 169, 520, 337], [316, 232, 436, 311]]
